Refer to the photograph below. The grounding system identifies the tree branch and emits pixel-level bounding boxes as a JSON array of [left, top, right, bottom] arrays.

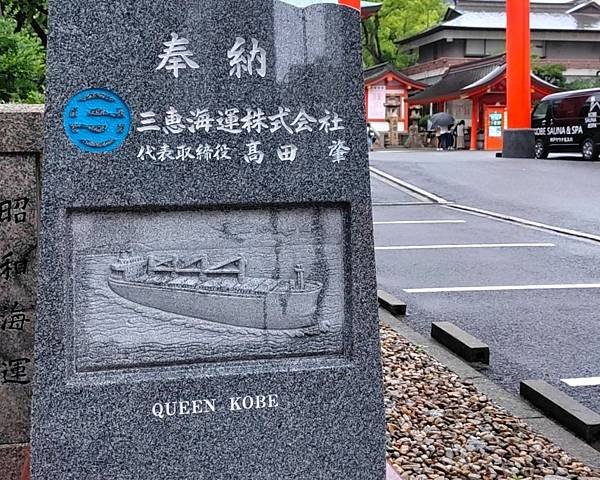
[[14, 9, 25, 32], [31, 17, 46, 47]]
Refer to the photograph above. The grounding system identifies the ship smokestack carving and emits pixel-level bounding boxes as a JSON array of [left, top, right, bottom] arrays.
[[294, 264, 305, 290]]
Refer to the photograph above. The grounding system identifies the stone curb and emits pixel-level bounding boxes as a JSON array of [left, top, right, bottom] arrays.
[[380, 308, 600, 468], [431, 321, 490, 364], [377, 289, 407, 316], [521, 380, 600, 447]]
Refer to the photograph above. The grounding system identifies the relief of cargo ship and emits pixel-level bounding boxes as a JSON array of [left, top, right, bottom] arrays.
[[107, 251, 323, 330]]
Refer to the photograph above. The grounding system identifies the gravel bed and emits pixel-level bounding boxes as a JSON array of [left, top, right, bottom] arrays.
[[381, 324, 600, 480]]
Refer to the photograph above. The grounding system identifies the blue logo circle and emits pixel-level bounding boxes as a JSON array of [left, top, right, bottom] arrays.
[[63, 88, 132, 153]]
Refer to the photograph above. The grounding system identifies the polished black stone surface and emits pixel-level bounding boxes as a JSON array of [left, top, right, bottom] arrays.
[[32, 1, 385, 478]]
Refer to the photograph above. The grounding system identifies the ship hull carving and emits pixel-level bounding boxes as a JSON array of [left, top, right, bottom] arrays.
[[108, 252, 322, 330]]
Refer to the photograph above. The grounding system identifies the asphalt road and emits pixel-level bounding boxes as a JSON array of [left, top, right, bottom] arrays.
[[370, 151, 600, 416], [371, 150, 600, 235]]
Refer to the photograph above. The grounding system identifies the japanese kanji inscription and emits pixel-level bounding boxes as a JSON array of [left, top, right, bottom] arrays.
[[33, 1, 385, 479]]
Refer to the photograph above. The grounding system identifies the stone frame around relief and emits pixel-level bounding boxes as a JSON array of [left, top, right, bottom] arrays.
[[65, 203, 352, 377]]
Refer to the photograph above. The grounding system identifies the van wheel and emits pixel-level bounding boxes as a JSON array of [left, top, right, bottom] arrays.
[[534, 139, 548, 159], [582, 138, 598, 161]]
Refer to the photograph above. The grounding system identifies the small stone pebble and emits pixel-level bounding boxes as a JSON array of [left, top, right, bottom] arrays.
[[381, 324, 600, 480]]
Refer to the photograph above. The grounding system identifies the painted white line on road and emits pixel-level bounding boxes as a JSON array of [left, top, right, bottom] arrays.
[[404, 283, 600, 294], [369, 167, 449, 204], [376, 242, 554, 251], [369, 165, 600, 244], [562, 377, 600, 387], [450, 204, 600, 244], [370, 171, 430, 203], [373, 220, 466, 225]]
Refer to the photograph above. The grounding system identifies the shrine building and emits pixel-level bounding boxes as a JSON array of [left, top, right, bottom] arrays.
[[398, 0, 600, 85], [408, 54, 560, 150], [364, 63, 426, 136]]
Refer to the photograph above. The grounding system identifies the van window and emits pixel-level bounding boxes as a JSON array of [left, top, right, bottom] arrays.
[[580, 98, 591, 117], [553, 97, 587, 119], [533, 102, 549, 120]]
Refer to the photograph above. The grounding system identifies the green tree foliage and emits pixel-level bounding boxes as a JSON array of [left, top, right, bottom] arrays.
[[362, 0, 446, 69], [0, 0, 47, 46], [532, 60, 566, 88], [565, 77, 600, 91], [531, 59, 600, 92], [0, 17, 45, 103]]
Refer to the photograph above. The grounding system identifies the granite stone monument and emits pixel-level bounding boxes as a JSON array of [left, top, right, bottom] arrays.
[[0, 105, 43, 480], [32, 1, 385, 478]]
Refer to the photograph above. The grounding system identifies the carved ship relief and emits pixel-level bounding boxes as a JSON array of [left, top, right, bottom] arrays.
[[108, 251, 323, 331]]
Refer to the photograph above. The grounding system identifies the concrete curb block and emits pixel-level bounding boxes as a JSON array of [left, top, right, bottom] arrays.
[[377, 290, 407, 316], [431, 321, 490, 364], [520, 380, 600, 448], [379, 308, 600, 468]]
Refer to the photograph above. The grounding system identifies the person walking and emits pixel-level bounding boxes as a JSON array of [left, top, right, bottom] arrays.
[[455, 120, 466, 150], [439, 124, 449, 150], [434, 126, 442, 151], [367, 123, 377, 151]]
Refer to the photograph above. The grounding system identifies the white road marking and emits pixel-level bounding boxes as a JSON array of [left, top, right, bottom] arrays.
[[450, 204, 600, 244], [373, 220, 466, 225], [370, 171, 430, 203], [404, 283, 600, 293], [376, 242, 554, 251], [369, 167, 449, 204], [562, 377, 600, 387], [370, 165, 600, 243]]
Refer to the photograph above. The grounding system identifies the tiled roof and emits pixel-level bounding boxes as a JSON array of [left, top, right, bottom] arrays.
[[567, 0, 600, 14], [364, 63, 392, 80], [410, 55, 505, 102], [443, 10, 600, 30], [398, 1, 600, 46], [452, 0, 576, 10], [409, 54, 559, 103], [363, 63, 427, 89]]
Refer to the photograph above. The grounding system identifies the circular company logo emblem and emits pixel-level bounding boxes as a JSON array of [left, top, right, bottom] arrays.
[[63, 88, 132, 153]]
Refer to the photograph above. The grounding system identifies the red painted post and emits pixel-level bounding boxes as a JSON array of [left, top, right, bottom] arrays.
[[506, 0, 531, 129], [339, 0, 361, 10], [470, 95, 480, 150], [403, 94, 409, 132]]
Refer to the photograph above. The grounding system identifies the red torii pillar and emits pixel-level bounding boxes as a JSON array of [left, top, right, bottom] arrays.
[[506, 0, 531, 129], [502, 0, 535, 157]]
